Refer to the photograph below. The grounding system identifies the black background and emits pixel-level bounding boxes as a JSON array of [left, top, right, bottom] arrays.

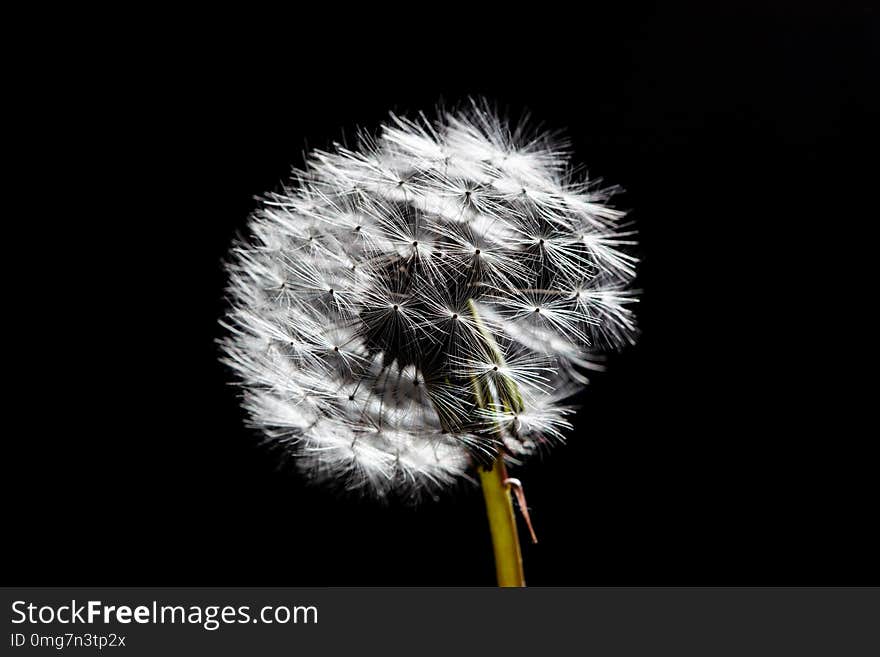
[[7, 6, 877, 585]]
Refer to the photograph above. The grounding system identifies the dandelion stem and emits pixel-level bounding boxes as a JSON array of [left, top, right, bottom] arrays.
[[466, 297, 526, 586], [479, 456, 525, 587]]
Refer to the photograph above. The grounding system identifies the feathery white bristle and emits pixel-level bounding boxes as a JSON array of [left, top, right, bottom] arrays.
[[221, 99, 638, 499]]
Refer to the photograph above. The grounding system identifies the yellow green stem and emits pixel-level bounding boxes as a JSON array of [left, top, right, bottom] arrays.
[[479, 457, 525, 587], [464, 298, 526, 585]]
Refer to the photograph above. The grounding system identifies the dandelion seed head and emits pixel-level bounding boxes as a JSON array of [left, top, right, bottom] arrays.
[[221, 99, 638, 499]]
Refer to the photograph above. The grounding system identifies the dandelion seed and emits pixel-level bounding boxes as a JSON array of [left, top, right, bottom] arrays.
[[221, 99, 638, 505]]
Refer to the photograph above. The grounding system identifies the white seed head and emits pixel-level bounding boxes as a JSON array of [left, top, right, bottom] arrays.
[[221, 100, 638, 499]]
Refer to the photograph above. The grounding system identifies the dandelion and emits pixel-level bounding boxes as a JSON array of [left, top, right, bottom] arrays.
[[221, 99, 638, 586]]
